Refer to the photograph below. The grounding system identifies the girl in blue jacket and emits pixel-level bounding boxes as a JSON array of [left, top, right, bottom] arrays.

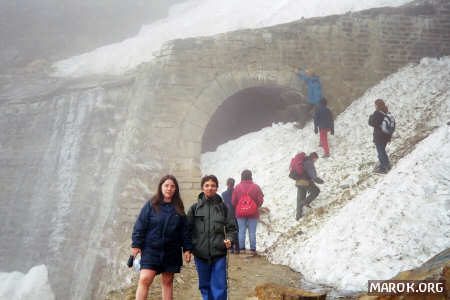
[[132, 175, 192, 300]]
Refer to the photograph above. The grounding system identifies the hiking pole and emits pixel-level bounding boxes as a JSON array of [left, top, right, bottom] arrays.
[[224, 226, 230, 300]]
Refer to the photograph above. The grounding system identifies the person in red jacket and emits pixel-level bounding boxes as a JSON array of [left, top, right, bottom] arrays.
[[232, 170, 264, 254]]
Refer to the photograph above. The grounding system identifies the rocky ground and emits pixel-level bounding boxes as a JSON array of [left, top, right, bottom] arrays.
[[107, 248, 450, 300], [106, 251, 306, 300]]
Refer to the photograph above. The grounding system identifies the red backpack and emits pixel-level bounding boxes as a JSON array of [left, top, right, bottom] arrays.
[[289, 152, 306, 180], [236, 187, 257, 217]]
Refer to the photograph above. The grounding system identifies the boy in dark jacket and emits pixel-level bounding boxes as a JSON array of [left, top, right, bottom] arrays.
[[187, 175, 237, 300], [314, 98, 334, 157], [368, 99, 393, 174], [295, 152, 324, 220]]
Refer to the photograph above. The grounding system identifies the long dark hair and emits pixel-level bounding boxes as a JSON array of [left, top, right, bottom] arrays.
[[151, 175, 185, 216]]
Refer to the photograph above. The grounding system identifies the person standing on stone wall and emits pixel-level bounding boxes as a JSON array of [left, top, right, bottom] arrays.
[[314, 97, 334, 158], [293, 67, 323, 108], [221, 177, 240, 254], [295, 152, 324, 220]]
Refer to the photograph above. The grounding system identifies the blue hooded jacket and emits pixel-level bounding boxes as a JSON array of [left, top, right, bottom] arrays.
[[297, 72, 323, 105], [132, 200, 192, 267]]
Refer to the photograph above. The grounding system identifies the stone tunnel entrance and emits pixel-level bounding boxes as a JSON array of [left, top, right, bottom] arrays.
[[201, 85, 312, 153]]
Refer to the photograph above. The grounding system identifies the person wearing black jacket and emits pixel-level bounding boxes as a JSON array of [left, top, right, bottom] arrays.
[[131, 175, 192, 300], [295, 152, 324, 220], [187, 175, 237, 300], [368, 99, 392, 174], [221, 178, 239, 254], [314, 98, 334, 157]]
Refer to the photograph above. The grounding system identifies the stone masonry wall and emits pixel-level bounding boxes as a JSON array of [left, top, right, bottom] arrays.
[[95, 0, 450, 297], [2, 1, 449, 299]]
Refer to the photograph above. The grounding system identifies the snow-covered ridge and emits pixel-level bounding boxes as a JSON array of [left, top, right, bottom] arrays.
[[51, 0, 411, 78], [201, 57, 450, 291]]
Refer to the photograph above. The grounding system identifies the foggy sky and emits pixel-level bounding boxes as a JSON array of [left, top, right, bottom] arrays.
[[0, 0, 185, 70]]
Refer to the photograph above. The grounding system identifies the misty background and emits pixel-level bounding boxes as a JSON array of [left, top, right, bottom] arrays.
[[0, 0, 185, 70]]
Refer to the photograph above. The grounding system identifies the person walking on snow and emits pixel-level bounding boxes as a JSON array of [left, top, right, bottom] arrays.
[[293, 67, 323, 106], [368, 99, 393, 174], [232, 170, 264, 255], [295, 152, 324, 220], [314, 97, 334, 158], [221, 178, 239, 254]]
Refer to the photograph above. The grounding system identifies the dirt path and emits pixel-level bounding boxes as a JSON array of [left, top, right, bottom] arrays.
[[107, 252, 303, 299]]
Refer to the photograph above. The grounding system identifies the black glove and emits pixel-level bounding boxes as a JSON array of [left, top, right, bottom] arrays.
[[315, 178, 324, 184], [127, 255, 134, 268]]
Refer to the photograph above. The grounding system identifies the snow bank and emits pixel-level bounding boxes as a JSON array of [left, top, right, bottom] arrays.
[[0, 265, 55, 300], [201, 57, 450, 290], [52, 0, 411, 77]]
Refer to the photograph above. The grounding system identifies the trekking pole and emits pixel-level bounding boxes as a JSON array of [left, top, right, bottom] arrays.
[[224, 226, 230, 300]]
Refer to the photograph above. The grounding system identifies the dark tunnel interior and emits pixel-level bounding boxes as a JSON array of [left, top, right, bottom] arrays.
[[201, 85, 312, 153]]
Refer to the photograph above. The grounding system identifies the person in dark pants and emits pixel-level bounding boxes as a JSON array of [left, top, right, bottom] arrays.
[[221, 178, 239, 254], [295, 152, 324, 220], [187, 175, 237, 300], [131, 175, 192, 300], [314, 98, 334, 157], [368, 99, 393, 174]]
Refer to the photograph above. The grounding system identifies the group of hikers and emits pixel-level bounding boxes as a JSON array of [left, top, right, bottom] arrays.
[[131, 171, 263, 300], [129, 68, 395, 300], [290, 68, 395, 219]]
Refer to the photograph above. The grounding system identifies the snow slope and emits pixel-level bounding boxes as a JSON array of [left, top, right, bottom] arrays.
[[52, 0, 411, 77], [0, 265, 55, 300], [201, 57, 450, 291]]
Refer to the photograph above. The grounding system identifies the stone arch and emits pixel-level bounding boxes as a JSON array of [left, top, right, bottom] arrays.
[[176, 67, 298, 201]]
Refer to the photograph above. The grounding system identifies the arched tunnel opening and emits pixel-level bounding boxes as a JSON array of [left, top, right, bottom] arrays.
[[201, 85, 312, 153]]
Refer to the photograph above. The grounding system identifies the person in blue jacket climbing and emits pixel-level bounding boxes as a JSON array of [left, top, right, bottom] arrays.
[[293, 67, 323, 106]]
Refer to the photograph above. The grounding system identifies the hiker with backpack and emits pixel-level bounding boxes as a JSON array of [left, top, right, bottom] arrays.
[[289, 152, 324, 220], [131, 175, 192, 300], [221, 178, 240, 254], [187, 175, 237, 300], [293, 67, 323, 107], [314, 97, 334, 158], [231, 170, 264, 255], [369, 99, 395, 174]]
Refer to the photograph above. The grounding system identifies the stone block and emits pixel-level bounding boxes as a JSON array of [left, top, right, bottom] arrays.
[[180, 121, 203, 143], [250, 283, 327, 300]]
